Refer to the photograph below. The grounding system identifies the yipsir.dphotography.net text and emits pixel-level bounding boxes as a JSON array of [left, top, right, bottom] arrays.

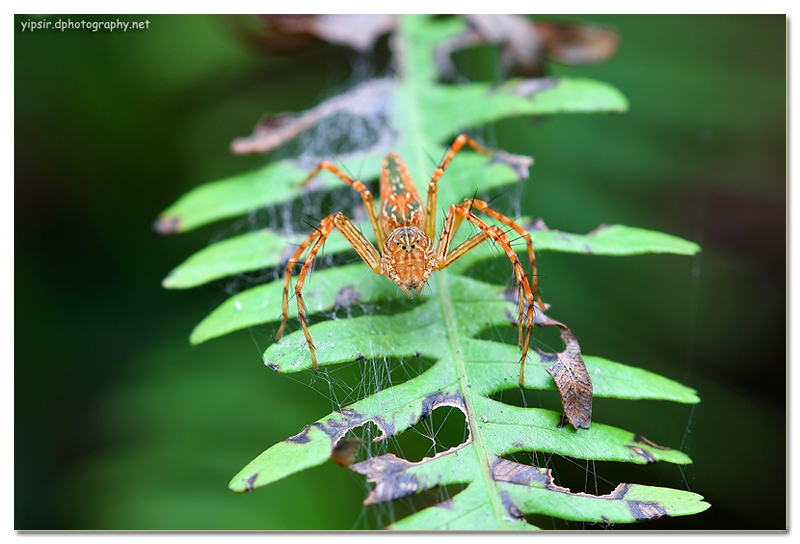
[[19, 17, 150, 33]]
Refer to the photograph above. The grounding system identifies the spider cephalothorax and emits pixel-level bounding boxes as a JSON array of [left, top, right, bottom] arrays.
[[276, 135, 544, 383], [381, 226, 435, 297]]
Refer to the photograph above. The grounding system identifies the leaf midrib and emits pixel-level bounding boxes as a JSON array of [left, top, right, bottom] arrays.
[[436, 270, 507, 527], [399, 15, 507, 527]]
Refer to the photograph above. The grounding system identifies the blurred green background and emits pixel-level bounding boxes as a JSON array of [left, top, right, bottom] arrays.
[[15, 14, 785, 530]]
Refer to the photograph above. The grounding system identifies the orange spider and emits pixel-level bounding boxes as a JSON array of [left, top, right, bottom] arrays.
[[275, 135, 544, 384]]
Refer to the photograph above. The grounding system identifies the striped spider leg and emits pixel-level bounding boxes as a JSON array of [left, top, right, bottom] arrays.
[[275, 212, 381, 372], [434, 198, 542, 385]]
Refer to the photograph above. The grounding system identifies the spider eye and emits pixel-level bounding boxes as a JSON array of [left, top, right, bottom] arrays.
[[402, 245, 407, 250]]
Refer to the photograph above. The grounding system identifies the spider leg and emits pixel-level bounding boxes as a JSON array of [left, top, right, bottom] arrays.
[[425, 134, 493, 240], [460, 198, 544, 311], [302, 161, 386, 248], [276, 212, 381, 373], [436, 203, 535, 385]]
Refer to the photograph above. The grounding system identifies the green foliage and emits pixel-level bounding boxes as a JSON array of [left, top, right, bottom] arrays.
[[159, 14, 707, 529]]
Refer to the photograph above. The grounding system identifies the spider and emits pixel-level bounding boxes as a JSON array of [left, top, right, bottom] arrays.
[[275, 134, 544, 384]]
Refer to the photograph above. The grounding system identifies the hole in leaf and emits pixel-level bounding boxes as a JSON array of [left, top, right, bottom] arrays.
[[523, 452, 620, 497], [387, 405, 469, 462], [502, 450, 695, 516]]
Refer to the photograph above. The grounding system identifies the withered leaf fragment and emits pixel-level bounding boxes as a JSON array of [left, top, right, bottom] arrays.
[[260, 15, 396, 53], [351, 453, 421, 505], [437, 15, 619, 78], [533, 20, 620, 66], [230, 78, 396, 155], [230, 15, 396, 53], [504, 291, 593, 429], [331, 438, 362, 467], [535, 313, 593, 429]]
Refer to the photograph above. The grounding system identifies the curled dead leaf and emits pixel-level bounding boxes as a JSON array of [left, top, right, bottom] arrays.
[[536, 314, 593, 429], [228, 15, 396, 54], [534, 20, 620, 66], [230, 78, 396, 155], [504, 290, 593, 429], [436, 15, 618, 78]]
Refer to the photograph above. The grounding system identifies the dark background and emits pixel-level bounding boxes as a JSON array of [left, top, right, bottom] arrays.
[[15, 15, 786, 529]]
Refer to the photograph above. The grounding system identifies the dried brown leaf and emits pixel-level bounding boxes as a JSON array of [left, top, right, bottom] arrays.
[[230, 78, 396, 155], [436, 15, 618, 78], [331, 438, 362, 467], [535, 313, 593, 429], [534, 20, 619, 66], [228, 15, 396, 53], [261, 15, 395, 53]]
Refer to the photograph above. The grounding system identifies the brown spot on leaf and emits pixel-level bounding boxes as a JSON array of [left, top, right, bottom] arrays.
[[598, 483, 671, 521], [634, 435, 669, 450], [500, 490, 525, 519], [284, 426, 312, 444], [625, 445, 657, 464], [492, 457, 551, 487], [607, 482, 631, 500], [628, 501, 668, 521], [245, 474, 258, 492]]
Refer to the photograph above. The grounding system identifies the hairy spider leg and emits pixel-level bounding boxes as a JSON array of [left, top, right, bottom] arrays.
[[424, 134, 493, 240], [276, 212, 381, 372], [435, 202, 536, 385], [301, 161, 387, 248], [461, 198, 544, 312]]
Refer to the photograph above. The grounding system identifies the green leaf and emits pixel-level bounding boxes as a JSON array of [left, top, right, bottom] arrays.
[[229, 275, 702, 528], [159, 14, 705, 529], [530, 222, 701, 256]]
